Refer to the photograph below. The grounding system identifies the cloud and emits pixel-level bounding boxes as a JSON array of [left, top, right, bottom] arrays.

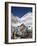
[[11, 12, 33, 27]]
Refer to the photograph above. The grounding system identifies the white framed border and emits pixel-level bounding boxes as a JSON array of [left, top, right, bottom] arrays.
[[5, 2, 36, 44]]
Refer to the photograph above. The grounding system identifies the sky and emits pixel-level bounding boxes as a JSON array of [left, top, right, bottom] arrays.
[[11, 6, 32, 18]]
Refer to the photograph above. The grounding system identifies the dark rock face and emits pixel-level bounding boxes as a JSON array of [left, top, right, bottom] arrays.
[[11, 23, 32, 39]]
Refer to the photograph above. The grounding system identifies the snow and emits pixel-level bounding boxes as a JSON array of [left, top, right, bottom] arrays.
[[11, 12, 33, 27]]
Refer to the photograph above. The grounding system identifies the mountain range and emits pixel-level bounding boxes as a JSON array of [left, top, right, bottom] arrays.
[[11, 12, 33, 27]]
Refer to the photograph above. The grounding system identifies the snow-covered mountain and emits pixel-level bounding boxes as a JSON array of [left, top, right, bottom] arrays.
[[18, 12, 32, 22], [11, 12, 33, 27], [17, 12, 33, 26]]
